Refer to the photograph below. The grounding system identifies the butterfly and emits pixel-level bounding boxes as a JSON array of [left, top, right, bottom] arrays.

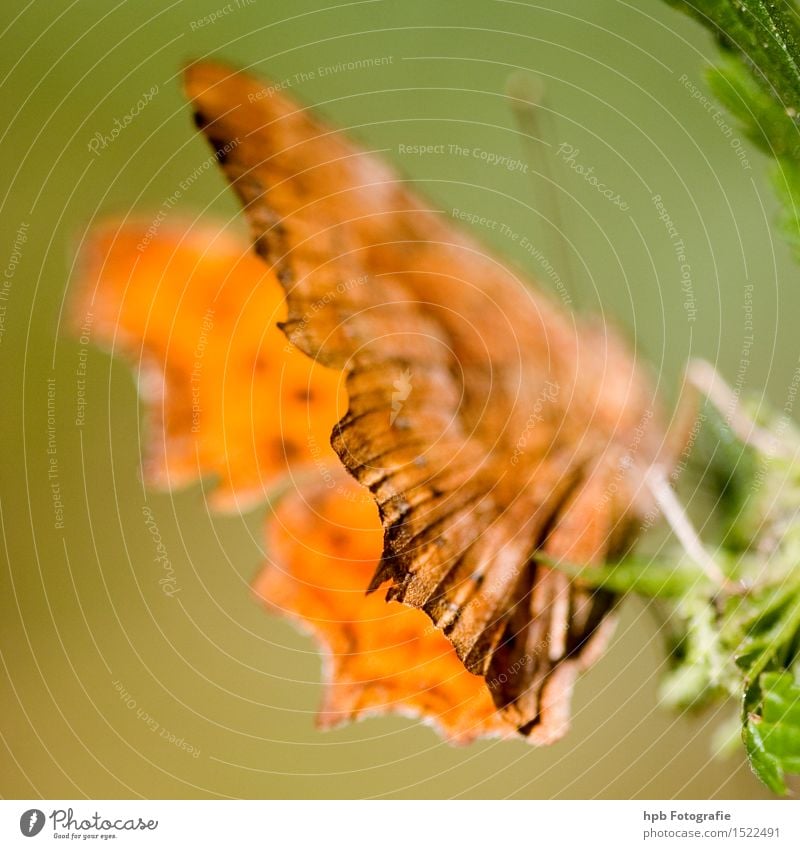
[[184, 59, 681, 741], [74, 60, 675, 745]]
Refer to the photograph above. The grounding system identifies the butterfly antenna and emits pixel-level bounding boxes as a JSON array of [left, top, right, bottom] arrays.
[[645, 464, 741, 594], [505, 72, 578, 308], [686, 359, 791, 459]]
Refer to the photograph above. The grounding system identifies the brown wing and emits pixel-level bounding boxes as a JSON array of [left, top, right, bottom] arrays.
[[184, 60, 665, 741]]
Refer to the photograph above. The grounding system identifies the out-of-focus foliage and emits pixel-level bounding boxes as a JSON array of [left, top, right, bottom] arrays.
[[667, 0, 800, 257], [555, 397, 800, 793]]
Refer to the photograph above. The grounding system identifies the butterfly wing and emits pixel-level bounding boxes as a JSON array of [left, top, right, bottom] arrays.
[[185, 61, 664, 740], [71, 219, 346, 510], [256, 469, 516, 742], [72, 217, 518, 741]]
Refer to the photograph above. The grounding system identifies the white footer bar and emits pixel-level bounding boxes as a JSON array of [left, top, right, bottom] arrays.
[[1, 800, 797, 847]]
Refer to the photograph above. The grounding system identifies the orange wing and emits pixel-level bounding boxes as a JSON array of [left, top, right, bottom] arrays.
[[255, 470, 514, 742], [185, 61, 668, 740], [72, 219, 517, 741], [72, 220, 345, 509]]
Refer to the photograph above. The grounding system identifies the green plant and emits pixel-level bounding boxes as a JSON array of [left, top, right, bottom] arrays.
[[666, 0, 800, 254], [615, 0, 800, 795], [554, 393, 800, 793]]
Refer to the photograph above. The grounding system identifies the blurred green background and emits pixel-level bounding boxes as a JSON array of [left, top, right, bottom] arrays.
[[1, 0, 795, 799]]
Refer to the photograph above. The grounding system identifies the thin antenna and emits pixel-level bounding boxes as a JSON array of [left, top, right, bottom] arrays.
[[687, 359, 791, 459], [505, 72, 578, 307], [645, 464, 741, 593]]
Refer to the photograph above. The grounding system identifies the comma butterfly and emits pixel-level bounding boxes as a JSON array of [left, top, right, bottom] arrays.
[[74, 61, 678, 744], [184, 60, 679, 740]]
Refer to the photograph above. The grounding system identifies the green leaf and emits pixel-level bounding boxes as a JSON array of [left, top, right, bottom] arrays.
[[665, 1, 800, 257], [706, 59, 800, 157], [743, 718, 787, 794], [736, 591, 800, 794], [762, 671, 800, 723], [743, 671, 800, 793], [667, 1, 800, 110]]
